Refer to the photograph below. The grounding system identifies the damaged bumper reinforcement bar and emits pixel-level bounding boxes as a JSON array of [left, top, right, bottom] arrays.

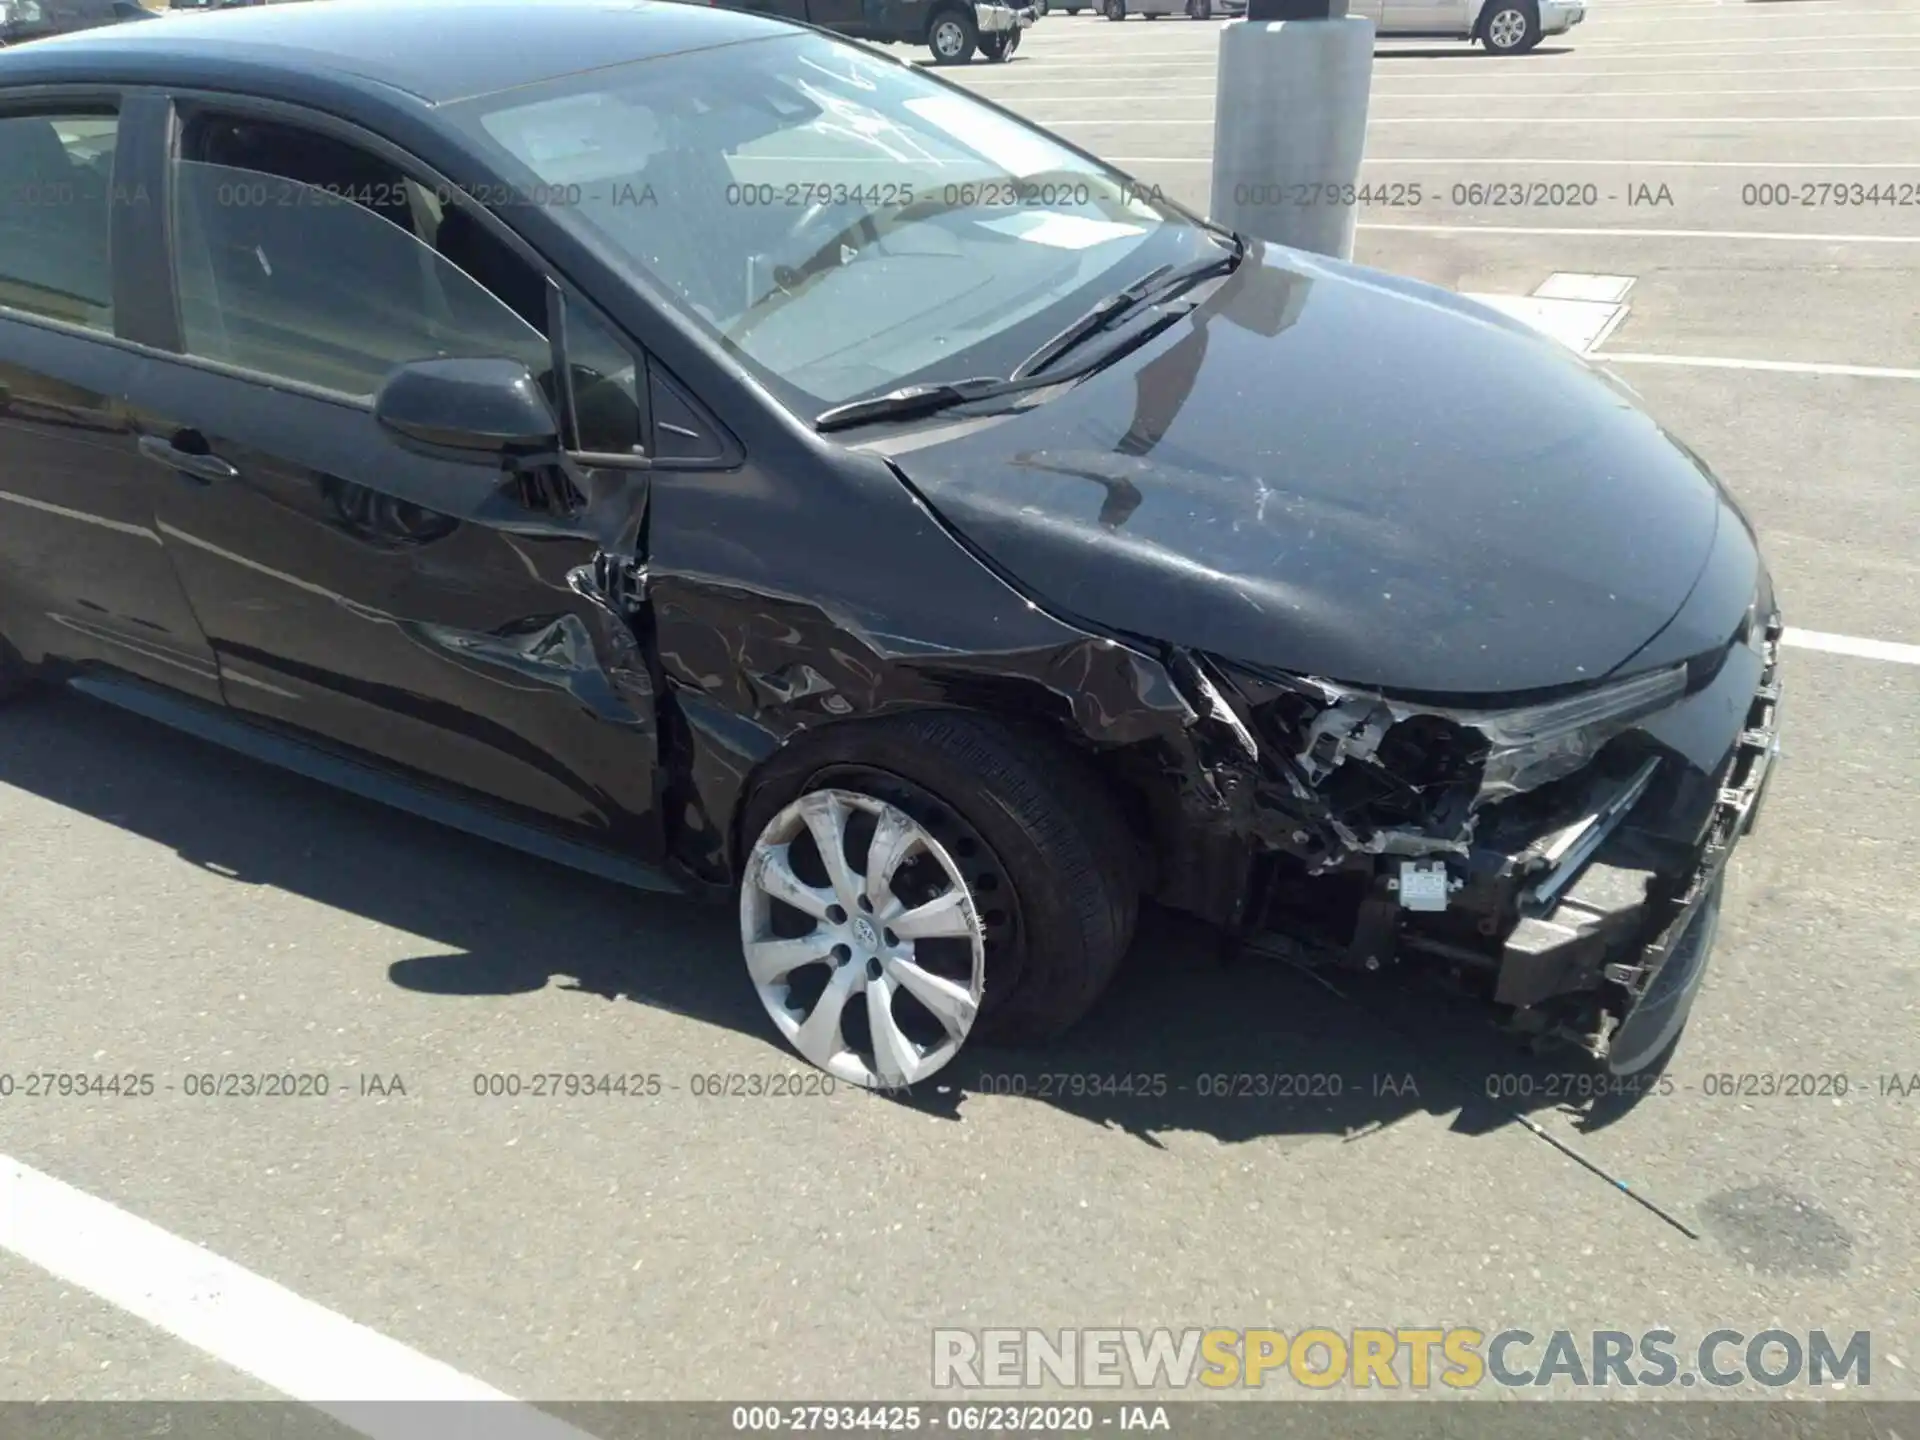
[[1167, 607, 1784, 1067]]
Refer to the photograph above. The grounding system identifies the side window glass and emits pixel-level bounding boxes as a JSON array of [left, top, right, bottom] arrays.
[[0, 112, 118, 332], [171, 156, 552, 398], [561, 297, 648, 458]]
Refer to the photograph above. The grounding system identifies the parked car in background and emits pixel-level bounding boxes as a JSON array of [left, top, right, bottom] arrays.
[[1098, 0, 1223, 19], [699, 0, 1033, 62], [1354, 0, 1584, 53], [0, 0, 154, 46]]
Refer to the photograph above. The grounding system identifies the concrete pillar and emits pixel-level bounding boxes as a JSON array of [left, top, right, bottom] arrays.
[[1208, 13, 1376, 261]]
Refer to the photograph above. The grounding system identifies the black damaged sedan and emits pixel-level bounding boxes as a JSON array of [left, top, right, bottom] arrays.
[[0, 0, 1779, 1087]]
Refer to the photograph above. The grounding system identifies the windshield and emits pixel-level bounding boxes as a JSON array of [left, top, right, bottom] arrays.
[[445, 32, 1220, 414]]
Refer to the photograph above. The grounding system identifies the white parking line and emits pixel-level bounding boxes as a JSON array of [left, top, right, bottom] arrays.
[[1105, 157, 1920, 169], [1013, 34, 1920, 52], [1780, 630, 1920, 665], [1592, 4, 1920, 13], [1358, 157, 1920, 169], [0, 1154, 597, 1440], [1041, 115, 1920, 125], [977, 45, 1920, 69], [962, 63, 1920, 84], [1599, 352, 1920, 381], [976, 84, 1920, 99], [1357, 222, 1920, 244], [1573, 31, 1920, 48]]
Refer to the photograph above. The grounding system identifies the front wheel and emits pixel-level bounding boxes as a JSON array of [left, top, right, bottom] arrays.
[[928, 6, 979, 62], [980, 30, 1017, 58], [1480, 0, 1541, 52], [1605, 876, 1724, 1077], [1104, 0, 1126, 18], [736, 713, 1139, 1089]]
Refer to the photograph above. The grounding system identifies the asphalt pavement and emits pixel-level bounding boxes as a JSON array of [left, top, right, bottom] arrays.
[[2, 0, 1916, 1422]]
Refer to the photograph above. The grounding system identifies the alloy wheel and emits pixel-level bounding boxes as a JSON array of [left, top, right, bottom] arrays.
[[1486, 6, 1528, 47], [741, 788, 987, 1089]]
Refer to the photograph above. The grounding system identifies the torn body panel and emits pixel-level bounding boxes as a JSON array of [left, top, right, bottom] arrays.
[[600, 453, 1213, 892], [641, 567, 1204, 886], [1197, 606, 1784, 1062]]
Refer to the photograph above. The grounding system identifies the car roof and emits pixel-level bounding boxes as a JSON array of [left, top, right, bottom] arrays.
[[0, 0, 799, 107]]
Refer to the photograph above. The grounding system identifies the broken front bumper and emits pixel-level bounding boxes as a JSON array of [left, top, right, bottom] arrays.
[[1414, 614, 1780, 1056], [1225, 609, 1783, 1060], [1492, 613, 1778, 998]]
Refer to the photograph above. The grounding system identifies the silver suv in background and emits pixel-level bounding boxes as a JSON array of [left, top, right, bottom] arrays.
[[1086, 0, 1574, 42], [1355, 0, 1584, 52]]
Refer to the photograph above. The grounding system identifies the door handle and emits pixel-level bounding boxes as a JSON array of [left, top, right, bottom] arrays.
[[138, 433, 239, 484]]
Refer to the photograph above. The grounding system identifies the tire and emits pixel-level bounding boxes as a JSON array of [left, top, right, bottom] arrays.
[[1186, 0, 1210, 15], [736, 712, 1139, 1086], [1480, 0, 1540, 52], [980, 30, 1016, 59], [1104, 0, 1125, 18], [1605, 875, 1723, 1077], [928, 6, 978, 62], [1065, 5, 1081, 11]]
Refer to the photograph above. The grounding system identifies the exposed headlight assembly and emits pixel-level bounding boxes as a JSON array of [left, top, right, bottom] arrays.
[[1446, 663, 1687, 801]]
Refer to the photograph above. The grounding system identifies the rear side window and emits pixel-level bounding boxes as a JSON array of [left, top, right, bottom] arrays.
[[0, 112, 118, 332]]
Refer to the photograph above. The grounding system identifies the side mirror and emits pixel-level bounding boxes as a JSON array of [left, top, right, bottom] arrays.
[[374, 358, 559, 460]]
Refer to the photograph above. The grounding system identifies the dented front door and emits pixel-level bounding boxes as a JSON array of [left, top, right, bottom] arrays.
[[127, 151, 663, 853], [130, 367, 665, 853]]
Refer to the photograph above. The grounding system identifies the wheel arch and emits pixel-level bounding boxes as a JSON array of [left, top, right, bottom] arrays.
[[636, 450, 1293, 925], [640, 568, 1243, 911], [1472, 0, 1536, 38]]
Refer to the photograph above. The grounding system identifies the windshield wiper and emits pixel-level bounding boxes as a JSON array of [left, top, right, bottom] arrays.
[[1010, 234, 1246, 382], [813, 290, 1206, 434], [813, 236, 1246, 433], [815, 376, 1018, 433]]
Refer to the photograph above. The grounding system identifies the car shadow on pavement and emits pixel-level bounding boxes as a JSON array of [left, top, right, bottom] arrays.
[[1373, 44, 1574, 58], [2, 687, 1671, 1153], [903, 901, 1680, 1148]]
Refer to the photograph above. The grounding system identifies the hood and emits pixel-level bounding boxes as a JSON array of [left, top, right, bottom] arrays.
[[882, 242, 1742, 700]]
